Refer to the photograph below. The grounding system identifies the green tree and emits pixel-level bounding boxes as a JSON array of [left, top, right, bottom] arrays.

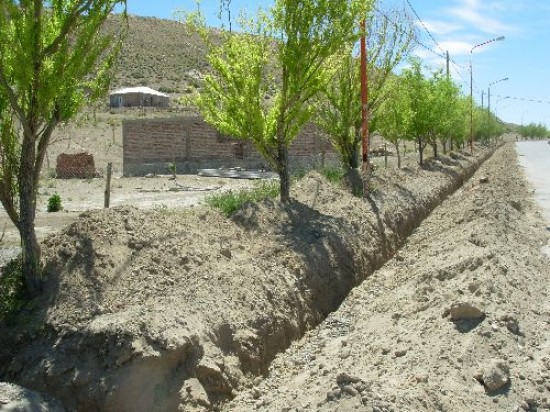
[[447, 96, 469, 151], [374, 74, 412, 168], [424, 69, 462, 157], [315, 6, 416, 179], [0, 1, 126, 295], [401, 58, 431, 165], [186, 0, 371, 202]]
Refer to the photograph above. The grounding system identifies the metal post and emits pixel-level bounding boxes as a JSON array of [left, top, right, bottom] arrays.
[[446, 51, 450, 79], [470, 56, 473, 154], [469, 36, 505, 155]]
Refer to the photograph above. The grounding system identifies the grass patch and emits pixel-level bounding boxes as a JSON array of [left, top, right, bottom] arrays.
[[0, 257, 26, 325], [319, 166, 344, 184], [206, 181, 279, 217]]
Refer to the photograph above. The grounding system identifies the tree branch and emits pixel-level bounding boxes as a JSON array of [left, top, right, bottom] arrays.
[[42, 0, 96, 58], [0, 69, 32, 138]]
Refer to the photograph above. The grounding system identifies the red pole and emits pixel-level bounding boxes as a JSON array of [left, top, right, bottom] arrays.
[[360, 20, 369, 171]]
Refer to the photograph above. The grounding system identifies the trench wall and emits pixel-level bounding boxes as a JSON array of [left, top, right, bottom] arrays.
[[3, 147, 496, 412]]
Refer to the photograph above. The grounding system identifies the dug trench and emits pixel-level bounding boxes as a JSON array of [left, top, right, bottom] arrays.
[[1, 146, 494, 411]]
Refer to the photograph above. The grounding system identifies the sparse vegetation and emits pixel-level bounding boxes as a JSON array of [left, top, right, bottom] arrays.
[[319, 166, 345, 184], [103, 14, 210, 92], [206, 181, 279, 217], [0, 257, 25, 324]]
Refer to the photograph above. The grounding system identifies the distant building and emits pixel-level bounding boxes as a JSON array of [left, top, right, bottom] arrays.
[[109, 86, 169, 108]]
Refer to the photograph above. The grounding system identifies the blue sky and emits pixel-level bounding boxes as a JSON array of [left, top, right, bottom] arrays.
[[122, 0, 550, 127]]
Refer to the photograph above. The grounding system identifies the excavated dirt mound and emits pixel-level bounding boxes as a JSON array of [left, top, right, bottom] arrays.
[[223, 144, 550, 412], [1, 147, 496, 411]]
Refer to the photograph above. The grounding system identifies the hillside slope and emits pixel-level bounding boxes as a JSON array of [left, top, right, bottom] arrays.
[[104, 14, 210, 93]]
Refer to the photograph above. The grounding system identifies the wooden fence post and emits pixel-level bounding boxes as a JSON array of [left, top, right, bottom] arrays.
[[104, 163, 112, 208]]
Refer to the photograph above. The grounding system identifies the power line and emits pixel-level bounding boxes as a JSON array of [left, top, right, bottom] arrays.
[[405, 0, 446, 56], [493, 94, 550, 105], [372, 6, 445, 59], [372, 5, 471, 87], [384, 2, 469, 87]]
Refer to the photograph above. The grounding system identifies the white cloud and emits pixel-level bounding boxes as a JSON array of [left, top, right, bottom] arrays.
[[438, 41, 473, 57], [448, 0, 516, 35], [419, 20, 462, 36]]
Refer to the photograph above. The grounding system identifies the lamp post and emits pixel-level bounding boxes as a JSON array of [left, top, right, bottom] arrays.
[[470, 36, 505, 153]]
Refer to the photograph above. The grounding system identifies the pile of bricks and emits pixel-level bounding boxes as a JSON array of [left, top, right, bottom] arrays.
[[55, 153, 99, 179]]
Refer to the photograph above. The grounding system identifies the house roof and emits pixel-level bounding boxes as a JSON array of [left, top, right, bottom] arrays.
[[110, 87, 169, 97]]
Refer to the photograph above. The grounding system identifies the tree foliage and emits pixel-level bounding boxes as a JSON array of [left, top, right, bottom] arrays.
[[374, 74, 412, 168], [375, 58, 469, 166], [517, 122, 548, 139], [185, 0, 371, 202], [315, 6, 416, 175], [0, 0, 126, 295]]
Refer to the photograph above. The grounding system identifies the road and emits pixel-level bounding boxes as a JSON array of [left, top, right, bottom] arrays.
[[516, 140, 550, 256]]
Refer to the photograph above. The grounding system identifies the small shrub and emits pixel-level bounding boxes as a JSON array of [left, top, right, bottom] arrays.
[[47, 193, 62, 212], [206, 181, 279, 217], [0, 257, 26, 324], [320, 166, 344, 184], [167, 162, 176, 176]]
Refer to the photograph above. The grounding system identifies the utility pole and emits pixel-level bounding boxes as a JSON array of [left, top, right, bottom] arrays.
[[360, 19, 369, 171], [446, 51, 450, 79]]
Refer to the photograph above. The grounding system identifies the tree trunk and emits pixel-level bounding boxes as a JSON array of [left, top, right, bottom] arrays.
[[343, 166, 363, 197], [19, 134, 42, 295], [277, 64, 290, 203], [395, 142, 401, 169], [417, 137, 424, 165], [277, 138, 290, 203], [432, 142, 438, 158], [348, 141, 360, 170]]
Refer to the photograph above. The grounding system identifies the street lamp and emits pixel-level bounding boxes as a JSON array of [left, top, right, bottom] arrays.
[[470, 35, 505, 153]]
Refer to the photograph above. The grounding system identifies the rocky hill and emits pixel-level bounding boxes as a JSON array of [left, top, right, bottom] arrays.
[[104, 14, 210, 94]]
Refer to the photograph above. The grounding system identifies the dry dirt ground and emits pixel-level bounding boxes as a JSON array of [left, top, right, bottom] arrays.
[[1, 143, 549, 412], [0, 115, 255, 248], [223, 144, 550, 412]]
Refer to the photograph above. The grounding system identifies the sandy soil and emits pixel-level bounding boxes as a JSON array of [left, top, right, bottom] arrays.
[[0, 174, 255, 247], [1, 143, 549, 412], [0, 113, 255, 248], [224, 144, 550, 412]]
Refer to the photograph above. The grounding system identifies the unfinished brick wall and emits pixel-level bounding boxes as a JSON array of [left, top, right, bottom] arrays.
[[122, 116, 337, 176], [56, 153, 99, 179]]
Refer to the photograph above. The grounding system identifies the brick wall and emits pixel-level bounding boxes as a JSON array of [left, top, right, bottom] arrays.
[[56, 153, 99, 179], [122, 116, 338, 176]]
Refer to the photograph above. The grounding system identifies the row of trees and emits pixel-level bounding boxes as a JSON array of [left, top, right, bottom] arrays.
[[0, 0, 515, 296], [189, 1, 507, 196], [517, 122, 549, 139]]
